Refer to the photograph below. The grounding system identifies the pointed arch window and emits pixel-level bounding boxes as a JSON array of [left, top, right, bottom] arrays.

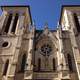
[[38, 58, 41, 71], [53, 58, 56, 71], [67, 54, 73, 72], [3, 59, 9, 75], [4, 13, 12, 33], [73, 13, 80, 32], [21, 54, 26, 72], [11, 13, 19, 33]]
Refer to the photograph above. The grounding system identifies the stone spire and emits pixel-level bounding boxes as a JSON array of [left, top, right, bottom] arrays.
[[33, 20, 36, 27], [32, 20, 36, 31], [44, 22, 48, 29]]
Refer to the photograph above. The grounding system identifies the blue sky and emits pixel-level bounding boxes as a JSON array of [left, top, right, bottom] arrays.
[[0, 0, 80, 29]]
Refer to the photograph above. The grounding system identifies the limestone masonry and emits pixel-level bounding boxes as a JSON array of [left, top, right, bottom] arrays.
[[0, 5, 80, 80]]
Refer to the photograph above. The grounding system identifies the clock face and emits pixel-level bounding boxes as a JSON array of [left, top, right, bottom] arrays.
[[40, 44, 52, 56]]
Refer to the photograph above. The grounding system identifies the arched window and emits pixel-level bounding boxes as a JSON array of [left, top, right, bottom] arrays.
[[21, 54, 26, 72], [4, 13, 12, 33], [73, 13, 80, 32], [38, 58, 41, 71], [3, 59, 9, 75], [11, 13, 19, 33], [53, 58, 56, 71], [67, 54, 73, 72]]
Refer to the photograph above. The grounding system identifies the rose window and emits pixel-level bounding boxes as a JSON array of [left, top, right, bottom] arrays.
[[40, 44, 52, 56]]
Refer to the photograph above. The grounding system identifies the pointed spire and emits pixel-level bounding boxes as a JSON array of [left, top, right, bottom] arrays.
[[33, 20, 36, 27], [57, 21, 62, 29], [57, 21, 62, 30], [32, 20, 36, 29], [29, 23, 32, 31], [57, 22, 63, 38], [31, 20, 36, 32], [44, 22, 48, 29], [57, 21, 59, 28], [44, 22, 49, 35]]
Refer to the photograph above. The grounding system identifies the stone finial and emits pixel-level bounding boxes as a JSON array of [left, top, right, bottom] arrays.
[[57, 22, 62, 29], [28, 24, 32, 33], [57, 21, 59, 28], [33, 20, 36, 27], [44, 22, 48, 29], [32, 20, 36, 29]]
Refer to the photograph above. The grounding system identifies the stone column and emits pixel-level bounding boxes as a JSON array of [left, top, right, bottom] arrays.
[[24, 26, 35, 79], [27, 38, 33, 70], [27, 27, 35, 70], [57, 29, 62, 71], [57, 26, 69, 79], [58, 27, 67, 70]]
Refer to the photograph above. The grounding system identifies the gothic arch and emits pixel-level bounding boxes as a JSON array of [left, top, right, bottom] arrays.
[[3, 59, 9, 75], [38, 58, 41, 71], [4, 13, 13, 33], [53, 58, 56, 71], [34, 29, 58, 72], [67, 54, 73, 72], [21, 54, 26, 72], [36, 29, 58, 49]]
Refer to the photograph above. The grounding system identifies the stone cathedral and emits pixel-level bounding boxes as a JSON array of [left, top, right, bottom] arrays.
[[0, 5, 80, 80]]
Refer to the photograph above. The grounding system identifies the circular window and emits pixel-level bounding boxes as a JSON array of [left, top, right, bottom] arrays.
[[40, 44, 52, 56], [2, 42, 8, 47]]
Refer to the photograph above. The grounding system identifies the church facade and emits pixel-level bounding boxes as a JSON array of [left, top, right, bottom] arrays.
[[0, 5, 80, 80]]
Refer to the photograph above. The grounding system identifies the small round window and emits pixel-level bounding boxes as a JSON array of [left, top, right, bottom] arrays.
[[2, 42, 8, 47]]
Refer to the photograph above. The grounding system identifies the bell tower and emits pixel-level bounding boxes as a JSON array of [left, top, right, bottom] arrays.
[[0, 6, 33, 80]]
